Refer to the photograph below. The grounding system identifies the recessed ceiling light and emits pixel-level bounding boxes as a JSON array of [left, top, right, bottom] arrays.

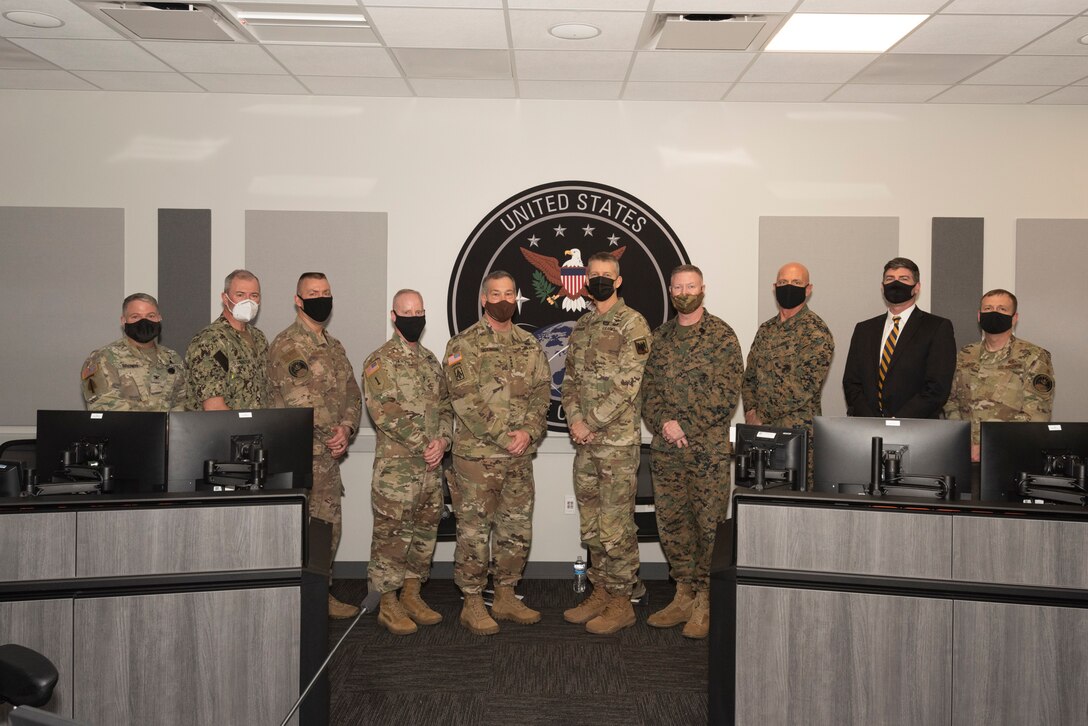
[[3, 10, 65, 29], [767, 13, 927, 53], [549, 23, 601, 41], [235, 11, 367, 24]]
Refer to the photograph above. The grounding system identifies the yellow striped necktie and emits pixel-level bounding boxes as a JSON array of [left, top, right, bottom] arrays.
[[878, 315, 901, 414]]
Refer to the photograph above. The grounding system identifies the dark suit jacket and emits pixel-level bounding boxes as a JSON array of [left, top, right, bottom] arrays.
[[842, 308, 956, 419]]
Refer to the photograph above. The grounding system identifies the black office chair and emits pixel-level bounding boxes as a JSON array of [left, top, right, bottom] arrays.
[[0, 644, 58, 711], [0, 439, 35, 497], [634, 443, 659, 542], [436, 453, 457, 542]]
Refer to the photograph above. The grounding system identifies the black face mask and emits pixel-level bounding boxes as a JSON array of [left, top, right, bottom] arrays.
[[774, 284, 807, 310], [125, 318, 161, 344], [394, 314, 426, 343], [301, 296, 333, 323], [883, 280, 915, 305], [586, 276, 615, 302], [979, 311, 1013, 335]]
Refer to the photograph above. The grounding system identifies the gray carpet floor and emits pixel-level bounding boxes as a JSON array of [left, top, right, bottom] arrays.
[[327, 578, 708, 726]]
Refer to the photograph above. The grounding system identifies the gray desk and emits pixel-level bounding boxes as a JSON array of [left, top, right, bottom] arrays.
[[710, 492, 1088, 726], [0, 491, 327, 726]]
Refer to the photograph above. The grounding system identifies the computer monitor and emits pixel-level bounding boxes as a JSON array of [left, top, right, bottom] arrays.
[[167, 409, 314, 491], [35, 410, 169, 494], [733, 424, 807, 492], [980, 422, 1088, 506], [813, 416, 971, 500]]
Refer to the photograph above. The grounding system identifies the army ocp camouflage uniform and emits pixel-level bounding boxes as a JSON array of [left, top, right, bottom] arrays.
[[185, 315, 270, 410], [362, 334, 453, 594], [268, 318, 362, 555], [741, 305, 834, 487], [943, 336, 1055, 445], [444, 320, 549, 595], [562, 298, 651, 597], [80, 337, 187, 411], [642, 311, 743, 594]]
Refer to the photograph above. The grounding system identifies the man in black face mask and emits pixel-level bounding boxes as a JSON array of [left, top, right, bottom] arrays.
[[268, 272, 363, 618], [80, 292, 187, 411], [842, 257, 956, 419], [741, 262, 834, 488], [943, 289, 1054, 463]]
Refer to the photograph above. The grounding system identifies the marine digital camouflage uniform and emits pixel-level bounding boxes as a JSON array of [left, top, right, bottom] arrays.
[[562, 299, 651, 597], [185, 315, 271, 410], [268, 318, 362, 554], [943, 336, 1055, 445], [362, 334, 453, 594], [642, 311, 743, 593], [741, 305, 834, 486], [80, 337, 187, 411], [443, 320, 549, 595]]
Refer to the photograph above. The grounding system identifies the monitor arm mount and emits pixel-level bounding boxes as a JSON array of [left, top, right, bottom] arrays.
[[734, 446, 797, 492], [866, 436, 954, 499], [1016, 453, 1087, 506], [203, 434, 267, 490], [32, 439, 115, 496]]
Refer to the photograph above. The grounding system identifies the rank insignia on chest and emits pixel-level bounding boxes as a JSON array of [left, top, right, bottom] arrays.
[[365, 360, 381, 377], [634, 338, 649, 355], [288, 359, 309, 378], [447, 352, 463, 366]]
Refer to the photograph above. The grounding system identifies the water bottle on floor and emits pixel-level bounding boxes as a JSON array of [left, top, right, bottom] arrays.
[[573, 556, 587, 593]]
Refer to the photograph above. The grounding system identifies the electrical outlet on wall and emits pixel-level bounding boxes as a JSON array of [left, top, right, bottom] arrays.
[[564, 495, 576, 514]]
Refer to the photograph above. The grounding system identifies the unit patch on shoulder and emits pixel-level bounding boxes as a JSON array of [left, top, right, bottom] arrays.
[[288, 359, 309, 378], [1032, 373, 1054, 394], [448, 352, 463, 367], [365, 360, 382, 378], [634, 338, 649, 355], [453, 365, 465, 382]]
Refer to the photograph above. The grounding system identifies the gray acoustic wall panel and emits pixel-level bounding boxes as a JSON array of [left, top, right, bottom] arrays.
[[758, 217, 899, 418], [0, 207, 124, 424], [245, 211, 388, 391], [931, 217, 984, 352], [158, 208, 211, 354], [1015, 219, 1087, 421]]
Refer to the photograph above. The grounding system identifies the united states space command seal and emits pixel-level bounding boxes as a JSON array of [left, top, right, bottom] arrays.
[[447, 180, 690, 433]]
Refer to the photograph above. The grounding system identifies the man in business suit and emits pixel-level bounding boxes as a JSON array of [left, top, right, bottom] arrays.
[[842, 257, 956, 419]]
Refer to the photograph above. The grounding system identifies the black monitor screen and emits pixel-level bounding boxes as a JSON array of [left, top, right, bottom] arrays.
[[36, 410, 169, 493], [980, 422, 1088, 505], [813, 416, 971, 500], [167, 409, 313, 491], [734, 424, 807, 492]]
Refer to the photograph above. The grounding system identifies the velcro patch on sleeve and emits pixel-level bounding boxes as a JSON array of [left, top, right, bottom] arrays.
[[447, 352, 463, 367], [634, 338, 649, 355], [365, 360, 381, 377], [81, 361, 98, 380], [288, 359, 309, 378], [1032, 373, 1054, 394]]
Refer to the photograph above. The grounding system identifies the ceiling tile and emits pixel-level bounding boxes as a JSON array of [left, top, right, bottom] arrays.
[[0, 38, 56, 69], [798, 0, 946, 10], [829, 83, 948, 102], [727, 82, 839, 102], [941, 0, 1088, 14], [509, 10, 646, 51], [366, 7, 508, 49], [1032, 86, 1088, 103], [511, 0, 649, 8], [0, 0, 122, 40], [515, 49, 631, 80], [10, 38, 170, 71], [652, 0, 796, 11], [891, 15, 1068, 55], [267, 46, 400, 77], [0, 68, 94, 89], [408, 77, 515, 97], [298, 75, 413, 96], [188, 72, 308, 93], [967, 55, 1088, 85], [74, 70, 204, 91], [623, 80, 728, 100], [365, 0, 503, 7], [851, 54, 1000, 84], [1018, 17, 1088, 56], [519, 79, 622, 98], [629, 50, 752, 82], [930, 84, 1059, 103], [393, 48, 510, 78], [140, 41, 286, 74], [741, 53, 878, 83]]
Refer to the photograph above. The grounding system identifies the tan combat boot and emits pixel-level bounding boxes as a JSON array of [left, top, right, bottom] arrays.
[[646, 582, 695, 628], [460, 593, 500, 635], [400, 578, 443, 626], [377, 592, 417, 636], [563, 586, 611, 624], [328, 593, 360, 619], [491, 585, 542, 625], [585, 592, 636, 635], [681, 590, 710, 639]]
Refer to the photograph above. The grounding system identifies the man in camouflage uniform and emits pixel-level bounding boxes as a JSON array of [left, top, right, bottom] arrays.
[[81, 292, 187, 411], [641, 264, 744, 640], [362, 289, 453, 635], [944, 289, 1055, 463], [185, 269, 270, 410], [741, 262, 834, 488], [444, 270, 550, 636], [561, 252, 651, 635], [268, 272, 362, 619]]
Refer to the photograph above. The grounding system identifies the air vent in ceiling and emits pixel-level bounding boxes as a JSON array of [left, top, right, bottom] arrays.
[[81, 2, 252, 42], [648, 13, 785, 51]]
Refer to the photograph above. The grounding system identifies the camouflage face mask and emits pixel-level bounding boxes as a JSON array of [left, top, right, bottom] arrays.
[[671, 293, 703, 315]]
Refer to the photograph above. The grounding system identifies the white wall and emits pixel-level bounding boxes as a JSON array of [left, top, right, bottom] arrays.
[[3, 90, 1086, 567]]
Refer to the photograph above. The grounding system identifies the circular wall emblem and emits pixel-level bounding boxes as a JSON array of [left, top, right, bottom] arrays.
[[448, 181, 689, 433]]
